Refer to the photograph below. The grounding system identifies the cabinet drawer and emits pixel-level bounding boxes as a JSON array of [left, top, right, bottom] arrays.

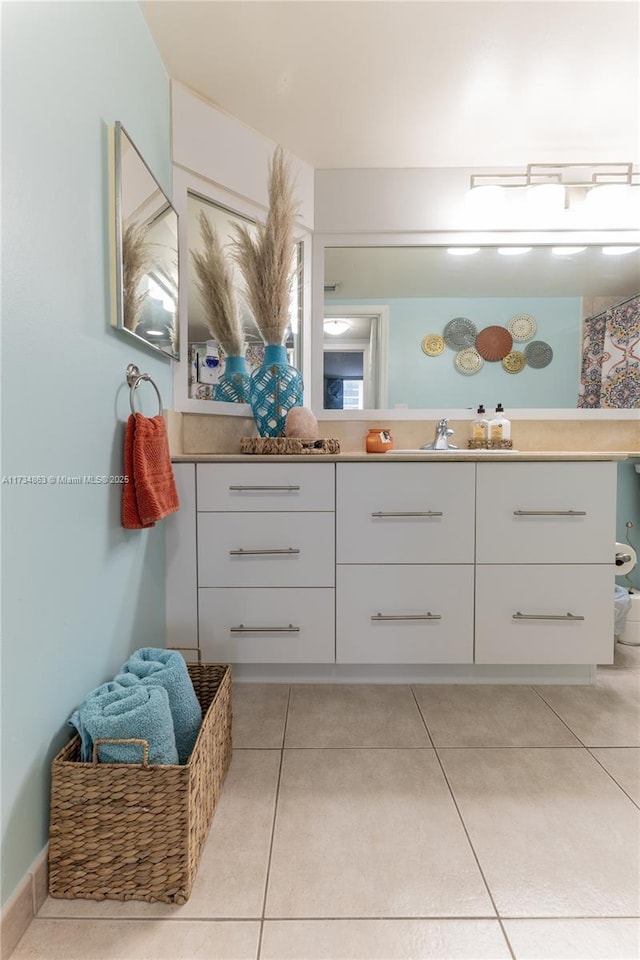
[[197, 463, 334, 512], [198, 512, 334, 587], [475, 564, 614, 664], [336, 463, 475, 563], [476, 462, 616, 563], [198, 588, 334, 663], [336, 565, 474, 663]]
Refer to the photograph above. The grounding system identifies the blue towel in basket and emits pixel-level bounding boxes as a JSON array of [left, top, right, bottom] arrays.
[[69, 682, 178, 765], [119, 648, 202, 763]]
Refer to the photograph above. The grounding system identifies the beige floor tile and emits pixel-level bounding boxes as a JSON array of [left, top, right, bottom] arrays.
[[261, 919, 511, 959], [440, 748, 640, 917], [284, 684, 430, 747], [232, 683, 289, 748], [11, 918, 260, 959], [590, 748, 640, 805], [413, 685, 579, 747], [503, 918, 640, 959], [534, 674, 640, 746], [40, 750, 279, 920], [265, 748, 493, 918]]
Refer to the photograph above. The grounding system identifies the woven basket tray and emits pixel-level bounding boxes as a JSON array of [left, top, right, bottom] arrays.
[[241, 437, 340, 455], [48, 663, 232, 904]]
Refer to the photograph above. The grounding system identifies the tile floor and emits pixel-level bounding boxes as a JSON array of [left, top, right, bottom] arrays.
[[13, 644, 640, 960]]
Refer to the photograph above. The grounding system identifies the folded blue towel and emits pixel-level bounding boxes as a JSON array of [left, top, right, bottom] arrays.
[[69, 683, 178, 765], [119, 648, 202, 763]]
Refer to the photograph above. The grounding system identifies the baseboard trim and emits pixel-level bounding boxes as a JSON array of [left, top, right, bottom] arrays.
[[1, 847, 48, 960]]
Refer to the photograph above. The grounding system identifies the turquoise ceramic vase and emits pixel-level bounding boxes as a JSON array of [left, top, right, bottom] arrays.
[[249, 345, 303, 437], [213, 355, 251, 403]]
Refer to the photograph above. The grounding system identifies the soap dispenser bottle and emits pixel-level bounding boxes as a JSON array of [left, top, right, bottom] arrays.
[[488, 403, 511, 443], [472, 405, 488, 446]]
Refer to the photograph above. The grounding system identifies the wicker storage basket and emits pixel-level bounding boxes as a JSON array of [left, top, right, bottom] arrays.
[[48, 663, 232, 904]]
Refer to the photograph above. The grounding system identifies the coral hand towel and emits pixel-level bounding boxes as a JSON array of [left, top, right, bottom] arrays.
[[122, 414, 179, 529]]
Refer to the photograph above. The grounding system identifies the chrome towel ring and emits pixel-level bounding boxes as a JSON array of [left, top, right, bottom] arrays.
[[126, 363, 163, 416]]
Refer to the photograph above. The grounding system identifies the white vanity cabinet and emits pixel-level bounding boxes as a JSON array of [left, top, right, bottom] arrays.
[[475, 462, 616, 664], [166, 457, 618, 674], [336, 463, 475, 663]]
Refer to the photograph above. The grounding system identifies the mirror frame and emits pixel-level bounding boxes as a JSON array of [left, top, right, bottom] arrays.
[[109, 122, 180, 360], [171, 166, 313, 415], [312, 229, 640, 421]]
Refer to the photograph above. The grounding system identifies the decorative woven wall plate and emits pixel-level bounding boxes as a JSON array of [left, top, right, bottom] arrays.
[[525, 340, 553, 368], [508, 314, 537, 341], [455, 348, 484, 375], [443, 317, 477, 350], [475, 325, 513, 361], [502, 350, 527, 373], [421, 334, 445, 356]]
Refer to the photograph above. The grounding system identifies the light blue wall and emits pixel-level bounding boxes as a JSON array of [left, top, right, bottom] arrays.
[[616, 459, 640, 592], [331, 296, 581, 408], [1, 2, 172, 904], [387, 297, 580, 409]]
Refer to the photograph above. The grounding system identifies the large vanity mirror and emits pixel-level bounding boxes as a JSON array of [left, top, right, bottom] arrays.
[[109, 122, 179, 360], [321, 243, 640, 411], [186, 192, 302, 402]]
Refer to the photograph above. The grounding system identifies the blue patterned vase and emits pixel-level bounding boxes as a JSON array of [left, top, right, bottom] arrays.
[[249, 344, 303, 437], [213, 355, 251, 403]]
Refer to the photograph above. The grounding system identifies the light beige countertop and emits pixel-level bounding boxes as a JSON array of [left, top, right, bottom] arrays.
[[172, 451, 633, 463]]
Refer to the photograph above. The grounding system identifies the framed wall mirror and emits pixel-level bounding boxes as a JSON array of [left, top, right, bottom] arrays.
[[109, 122, 179, 360], [186, 192, 302, 403], [317, 241, 640, 413]]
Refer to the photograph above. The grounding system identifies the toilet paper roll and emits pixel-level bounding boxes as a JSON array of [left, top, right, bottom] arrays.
[[615, 542, 637, 577]]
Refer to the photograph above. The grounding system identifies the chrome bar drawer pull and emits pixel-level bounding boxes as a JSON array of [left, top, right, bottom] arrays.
[[229, 547, 300, 556], [513, 509, 587, 517], [371, 612, 442, 621], [230, 624, 300, 633], [229, 484, 300, 492], [371, 511, 443, 518], [513, 611, 585, 621]]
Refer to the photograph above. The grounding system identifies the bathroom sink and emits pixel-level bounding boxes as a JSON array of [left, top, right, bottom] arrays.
[[387, 448, 519, 455]]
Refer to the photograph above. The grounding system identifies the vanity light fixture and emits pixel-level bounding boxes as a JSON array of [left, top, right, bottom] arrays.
[[601, 246, 640, 256], [497, 247, 532, 256], [145, 330, 166, 336], [324, 318, 351, 336], [551, 246, 587, 256], [447, 247, 480, 256], [468, 162, 639, 221]]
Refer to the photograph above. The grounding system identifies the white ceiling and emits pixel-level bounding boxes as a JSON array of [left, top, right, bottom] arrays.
[[141, 0, 640, 170]]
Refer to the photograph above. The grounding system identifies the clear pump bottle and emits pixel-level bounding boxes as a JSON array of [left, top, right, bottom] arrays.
[[472, 405, 488, 446], [488, 403, 511, 442]]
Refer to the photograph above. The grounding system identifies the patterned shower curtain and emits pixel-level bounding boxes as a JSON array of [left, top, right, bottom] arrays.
[[578, 294, 640, 408]]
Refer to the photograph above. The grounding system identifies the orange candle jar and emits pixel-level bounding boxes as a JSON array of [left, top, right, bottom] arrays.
[[365, 428, 394, 453]]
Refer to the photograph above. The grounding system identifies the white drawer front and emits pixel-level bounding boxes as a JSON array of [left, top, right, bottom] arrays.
[[199, 588, 334, 663], [475, 564, 614, 664], [476, 462, 616, 563], [197, 463, 334, 512], [336, 565, 474, 663], [336, 463, 475, 563], [198, 512, 334, 587]]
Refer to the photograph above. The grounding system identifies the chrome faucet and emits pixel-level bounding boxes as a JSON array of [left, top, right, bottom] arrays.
[[422, 418, 458, 450]]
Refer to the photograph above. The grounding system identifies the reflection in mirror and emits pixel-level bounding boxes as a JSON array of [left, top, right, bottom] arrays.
[[109, 123, 179, 360], [323, 245, 640, 410], [187, 193, 302, 402]]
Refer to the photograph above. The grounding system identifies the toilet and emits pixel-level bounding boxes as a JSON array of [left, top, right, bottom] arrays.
[[619, 589, 640, 646], [615, 541, 639, 646]]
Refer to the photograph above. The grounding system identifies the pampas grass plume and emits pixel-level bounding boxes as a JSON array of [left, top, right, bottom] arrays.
[[191, 212, 244, 356]]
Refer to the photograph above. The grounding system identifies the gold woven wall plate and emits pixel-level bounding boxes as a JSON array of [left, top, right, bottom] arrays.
[[502, 350, 527, 373], [421, 334, 445, 356]]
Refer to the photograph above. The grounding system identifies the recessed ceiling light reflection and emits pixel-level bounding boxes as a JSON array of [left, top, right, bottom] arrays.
[[601, 246, 640, 256], [497, 247, 532, 256], [447, 247, 480, 256], [551, 246, 586, 256]]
